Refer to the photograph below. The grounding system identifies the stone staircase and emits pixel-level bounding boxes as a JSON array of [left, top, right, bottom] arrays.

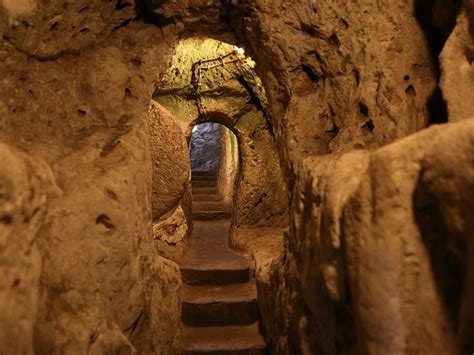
[[191, 171, 231, 221], [177, 220, 266, 355]]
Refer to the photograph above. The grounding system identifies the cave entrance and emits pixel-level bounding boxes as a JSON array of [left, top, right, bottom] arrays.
[[190, 122, 238, 220]]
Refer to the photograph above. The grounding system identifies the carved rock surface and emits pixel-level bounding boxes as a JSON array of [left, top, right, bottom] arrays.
[[148, 101, 190, 221], [440, 0, 474, 121], [0, 0, 136, 59], [190, 122, 221, 172], [0, 142, 51, 355], [0, 15, 183, 352], [290, 119, 474, 354]]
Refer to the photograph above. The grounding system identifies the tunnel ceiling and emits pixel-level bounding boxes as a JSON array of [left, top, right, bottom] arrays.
[[154, 38, 268, 111]]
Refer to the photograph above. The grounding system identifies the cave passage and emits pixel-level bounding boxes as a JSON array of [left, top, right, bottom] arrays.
[[149, 36, 287, 352], [179, 122, 265, 352], [190, 122, 237, 221]]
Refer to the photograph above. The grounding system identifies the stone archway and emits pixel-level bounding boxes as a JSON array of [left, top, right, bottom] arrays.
[[153, 37, 289, 230]]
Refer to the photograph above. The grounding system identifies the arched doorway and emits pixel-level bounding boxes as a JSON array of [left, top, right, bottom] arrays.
[[189, 122, 239, 220]]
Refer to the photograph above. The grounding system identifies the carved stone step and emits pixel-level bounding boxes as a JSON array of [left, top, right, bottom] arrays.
[[182, 282, 258, 326], [178, 323, 266, 355], [192, 180, 218, 188], [193, 194, 222, 202]]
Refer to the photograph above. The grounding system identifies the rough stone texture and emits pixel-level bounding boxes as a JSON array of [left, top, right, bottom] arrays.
[[440, 0, 474, 121], [0, 142, 52, 355], [148, 101, 190, 220], [231, 227, 290, 354], [152, 204, 189, 262], [289, 119, 474, 354], [0, 4, 183, 352], [224, 1, 439, 175], [232, 108, 288, 228], [131, 255, 182, 354], [0, 0, 136, 59], [217, 125, 239, 206], [190, 122, 221, 172]]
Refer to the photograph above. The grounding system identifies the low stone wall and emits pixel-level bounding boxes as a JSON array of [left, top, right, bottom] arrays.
[[230, 227, 290, 354]]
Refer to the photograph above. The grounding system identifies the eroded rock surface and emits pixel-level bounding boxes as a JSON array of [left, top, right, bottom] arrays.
[[0, 142, 51, 355], [289, 119, 474, 354], [0, 8, 183, 352], [148, 101, 190, 221], [440, 0, 474, 121], [190, 123, 221, 172]]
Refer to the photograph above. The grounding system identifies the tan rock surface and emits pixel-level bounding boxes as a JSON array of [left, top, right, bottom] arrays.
[[152, 204, 190, 262], [289, 119, 474, 354], [148, 101, 190, 221], [0, 142, 52, 355], [225, 1, 438, 170], [440, 0, 474, 121], [0, 13, 183, 352], [231, 227, 290, 353]]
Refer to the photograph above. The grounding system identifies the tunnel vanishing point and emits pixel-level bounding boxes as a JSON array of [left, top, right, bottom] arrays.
[[0, 1, 473, 354]]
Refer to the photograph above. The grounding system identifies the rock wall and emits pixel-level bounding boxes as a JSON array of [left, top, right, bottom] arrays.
[[148, 102, 190, 221], [0, 2, 183, 353], [0, 142, 52, 355], [217, 125, 239, 206], [292, 119, 474, 354], [440, 0, 474, 121], [190, 123, 221, 172], [225, 0, 439, 177]]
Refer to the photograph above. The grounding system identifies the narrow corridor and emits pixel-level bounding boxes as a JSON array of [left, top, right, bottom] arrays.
[[177, 172, 266, 354]]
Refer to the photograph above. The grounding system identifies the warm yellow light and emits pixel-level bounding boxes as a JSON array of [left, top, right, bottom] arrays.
[[234, 46, 245, 55]]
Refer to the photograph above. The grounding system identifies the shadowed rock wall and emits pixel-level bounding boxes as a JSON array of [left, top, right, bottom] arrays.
[[0, 142, 52, 355]]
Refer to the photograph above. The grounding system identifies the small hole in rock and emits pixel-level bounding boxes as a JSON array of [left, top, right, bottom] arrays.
[[329, 33, 340, 45], [340, 19, 349, 29], [115, 1, 132, 10], [77, 109, 87, 116], [125, 88, 132, 97], [80, 28, 90, 33], [362, 119, 375, 132], [359, 102, 369, 117], [325, 121, 339, 136], [50, 22, 60, 30], [404, 75, 410, 81], [0, 215, 12, 225], [301, 64, 319, 82], [96, 214, 115, 232], [405, 85, 416, 96], [130, 57, 142, 66]]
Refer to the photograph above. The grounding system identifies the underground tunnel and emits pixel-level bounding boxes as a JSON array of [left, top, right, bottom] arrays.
[[0, 1, 473, 354]]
